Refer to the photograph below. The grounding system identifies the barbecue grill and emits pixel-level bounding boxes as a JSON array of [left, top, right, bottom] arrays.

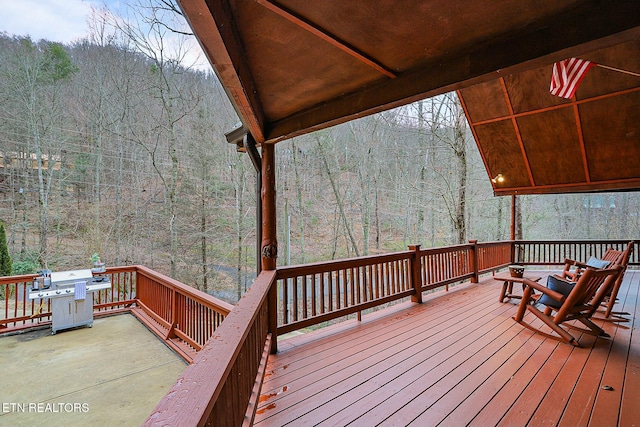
[[29, 269, 111, 334]]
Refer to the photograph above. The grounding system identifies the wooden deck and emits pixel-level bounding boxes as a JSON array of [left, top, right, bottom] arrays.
[[255, 270, 639, 427]]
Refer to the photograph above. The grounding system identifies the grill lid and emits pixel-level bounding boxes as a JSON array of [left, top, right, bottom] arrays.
[[50, 269, 93, 286]]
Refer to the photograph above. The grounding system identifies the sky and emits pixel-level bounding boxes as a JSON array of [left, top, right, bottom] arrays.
[[0, 0, 107, 44], [0, 0, 211, 70]]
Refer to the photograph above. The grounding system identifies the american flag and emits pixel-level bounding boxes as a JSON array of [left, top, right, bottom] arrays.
[[549, 58, 596, 99]]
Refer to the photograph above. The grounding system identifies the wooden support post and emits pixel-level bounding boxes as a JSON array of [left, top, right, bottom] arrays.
[[469, 240, 478, 283], [261, 142, 278, 352], [510, 195, 516, 240], [408, 244, 423, 303], [511, 195, 517, 264], [261, 143, 277, 271]]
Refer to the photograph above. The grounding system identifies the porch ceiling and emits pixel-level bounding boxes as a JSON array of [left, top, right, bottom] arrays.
[[458, 39, 640, 196], [178, 0, 640, 194]]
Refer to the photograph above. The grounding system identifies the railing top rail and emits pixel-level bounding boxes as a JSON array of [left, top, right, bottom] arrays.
[[418, 243, 474, 255], [134, 265, 234, 314], [0, 266, 138, 286], [514, 239, 635, 244], [276, 250, 414, 279], [0, 273, 38, 285], [476, 240, 514, 247], [145, 269, 277, 426]]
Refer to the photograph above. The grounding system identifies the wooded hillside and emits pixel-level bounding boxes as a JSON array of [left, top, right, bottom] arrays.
[[1, 8, 638, 303]]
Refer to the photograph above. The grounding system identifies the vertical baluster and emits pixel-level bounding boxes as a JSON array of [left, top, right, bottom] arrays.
[[293, 276, 298, 322], [393, 260, 399, 293], [367, 264, 373, 301], [301, 274, 309, 319], [311, 274, 317, 317], [319, 272, 325, 315], [340, 269, 346, 309], [356, 267, 362, 304], [282, 277, 288, 325], [328, 271, 334, 312], [349, 268, 355, 307], [376, 263, 382, 298]]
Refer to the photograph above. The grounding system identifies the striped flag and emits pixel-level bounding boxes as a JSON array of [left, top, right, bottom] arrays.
[[550, 58, 596, 99]]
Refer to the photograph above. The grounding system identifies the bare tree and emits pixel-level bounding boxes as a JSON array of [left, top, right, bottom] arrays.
[[0, 38, 77, 267], [108, 0, 200, 276]]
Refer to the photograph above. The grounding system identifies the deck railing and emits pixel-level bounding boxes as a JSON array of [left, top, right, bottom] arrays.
[[275, 250, 415, 334], [1, 240, 635, 426], [146, 270, 277, 427], [514, 239, 639, 266], [132, 265, 234, 361], [275, 241, 512, 335], [147, 239, 636, 426], [0, 265, 233, 364], [0, 268, 136, 333]]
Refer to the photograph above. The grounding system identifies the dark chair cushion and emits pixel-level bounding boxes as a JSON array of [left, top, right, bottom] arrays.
[[586, 257, 610, 269], [538, 275, 575, 308]]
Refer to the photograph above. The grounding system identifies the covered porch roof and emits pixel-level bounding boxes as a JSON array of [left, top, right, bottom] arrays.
[[178, 0, 639, 194]]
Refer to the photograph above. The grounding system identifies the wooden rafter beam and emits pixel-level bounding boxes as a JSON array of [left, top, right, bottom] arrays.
[[255, 0, 396, 79], [262, 4, 640, 143], [177, 0, 266, 142]]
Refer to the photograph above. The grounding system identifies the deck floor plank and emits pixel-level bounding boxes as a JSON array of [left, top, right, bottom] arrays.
[[312, 303, 518, 427], [604, 276, 640, 426], [589, 276, 640, 426], [336, 312, 517, 426], [258, 285, 510, 425], [256, 270, 639, 427], [527, 334, 597, 427], [619, 276, 640, 426], [496, 339, 575, 427]]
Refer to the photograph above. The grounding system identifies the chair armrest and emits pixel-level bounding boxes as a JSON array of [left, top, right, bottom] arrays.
[[522, 278, 566, 303], [562, 258, 589, 269]]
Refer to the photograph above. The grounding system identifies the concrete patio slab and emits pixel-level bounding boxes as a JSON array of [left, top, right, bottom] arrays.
[[0, 313, 186, 426]]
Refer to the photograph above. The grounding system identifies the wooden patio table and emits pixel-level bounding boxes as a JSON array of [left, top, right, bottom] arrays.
[[494, 272, 542, 303]]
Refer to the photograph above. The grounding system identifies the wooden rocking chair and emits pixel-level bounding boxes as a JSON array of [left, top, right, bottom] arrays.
[[558, 247, 623, 282], [514, 265, 621, 346], [596, 241, 634, 322], [557, 241, 634, 322]]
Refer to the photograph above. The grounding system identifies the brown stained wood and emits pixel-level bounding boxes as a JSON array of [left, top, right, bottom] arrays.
[[345, 320, 526, 426], [497, 342, 575, 427], [474, 120, 532, 188], [145, 270, 276, 427], [577, 40, 640, 100], [442, 329, 547, 426], [183, 0, 640, 146], [517, 108, 585, 186], [589, 277, 638, 427], [557, 338, 615, 426], [580, 91, 640, 181], [407, 325, 539, 426], [264, 280, 498, 382], [254, 0, 396, 78], [258, 286, 514, 425], [255, 271, 639, 427], [458, 79, 510, 122], [527, 334, 598, 427], [176, 0, 265, 142], [503, 67, 569, 114], [458, 38, 640, 196], [469, 335, 560, 426], [620, 285, 640, 426], [261, 144, 277, 271]]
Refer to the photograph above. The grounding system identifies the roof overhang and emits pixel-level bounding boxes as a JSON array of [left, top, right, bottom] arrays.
[[178, 0, 640, 194], [458, 39, 640, 196]]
